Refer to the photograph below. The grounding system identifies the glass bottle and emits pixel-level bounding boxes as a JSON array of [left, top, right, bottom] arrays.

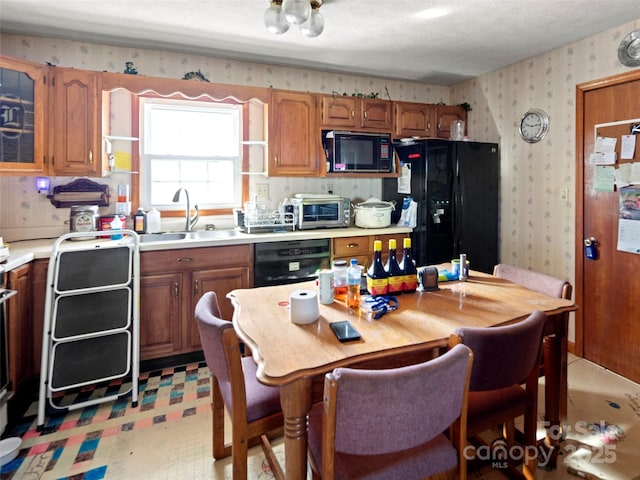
[[332, 259, 348, 301], [384, 239, 403, 295], [400, 237, 418, 293], [347, 259, 362, 309], [367, 240, 388, 296]]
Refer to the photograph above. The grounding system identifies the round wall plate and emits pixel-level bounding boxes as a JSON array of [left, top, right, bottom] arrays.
[[618, 29, 640, 67]]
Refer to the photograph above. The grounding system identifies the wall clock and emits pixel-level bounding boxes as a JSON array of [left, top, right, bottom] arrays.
[[519, 109, 549, 143]]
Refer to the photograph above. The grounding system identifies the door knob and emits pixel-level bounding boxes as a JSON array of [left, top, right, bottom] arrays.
[[584, 237, 598, 259]]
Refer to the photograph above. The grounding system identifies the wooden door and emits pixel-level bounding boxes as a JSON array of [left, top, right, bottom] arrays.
[[576, 70, 640, 383]]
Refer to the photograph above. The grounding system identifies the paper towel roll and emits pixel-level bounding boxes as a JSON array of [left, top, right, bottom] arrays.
[[289, 289, 320, 325]]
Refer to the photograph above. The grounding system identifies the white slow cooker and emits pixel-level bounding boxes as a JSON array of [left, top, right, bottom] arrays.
[[354, 198, 395, 228]]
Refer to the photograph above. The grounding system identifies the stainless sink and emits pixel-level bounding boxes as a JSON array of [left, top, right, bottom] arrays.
[[187, 229, 239, 240], [138, 230, 239, 243], [138, 232, 188, 243]]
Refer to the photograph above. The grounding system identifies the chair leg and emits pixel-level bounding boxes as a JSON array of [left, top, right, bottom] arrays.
[[261, 434, 284, 480], [211, 378, 228, 460], [232, 422, 249, 480]]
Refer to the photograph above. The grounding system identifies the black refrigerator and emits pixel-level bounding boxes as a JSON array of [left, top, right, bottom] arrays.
[[382, 139, 499, 273]]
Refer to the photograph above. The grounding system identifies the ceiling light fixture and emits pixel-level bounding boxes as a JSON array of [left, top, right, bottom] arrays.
[[264, 0, 324, 37], [618, 29, 640, 67]]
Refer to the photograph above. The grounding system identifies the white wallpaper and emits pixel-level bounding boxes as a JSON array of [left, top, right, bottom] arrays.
[[2, 17, 640, 294]]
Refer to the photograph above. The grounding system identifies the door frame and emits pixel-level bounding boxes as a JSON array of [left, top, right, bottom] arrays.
[[574, 69, 640, 357]]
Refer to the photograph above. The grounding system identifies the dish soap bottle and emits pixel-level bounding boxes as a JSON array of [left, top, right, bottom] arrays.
[[110, 214, 123, 240]]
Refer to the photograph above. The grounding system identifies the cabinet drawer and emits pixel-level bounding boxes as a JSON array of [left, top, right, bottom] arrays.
[[333, 237, 371, 257], [141, 245, 252, 273]]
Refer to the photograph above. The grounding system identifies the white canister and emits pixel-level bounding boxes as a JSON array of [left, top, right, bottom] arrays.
[[289, 289, 320, 324], [318, 269, 335, 304]]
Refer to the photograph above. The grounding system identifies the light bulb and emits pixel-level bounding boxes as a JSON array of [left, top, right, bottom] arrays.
[[264, 1, 290, 34], [300, 8, 324, 37], [282, 0, 311, 25]]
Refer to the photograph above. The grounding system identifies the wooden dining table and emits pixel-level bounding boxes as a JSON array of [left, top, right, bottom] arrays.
[[228, 267, 577, 479]]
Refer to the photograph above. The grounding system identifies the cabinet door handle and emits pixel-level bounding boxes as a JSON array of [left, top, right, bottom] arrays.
[[194, 279, 199, 296], [352, 110, 356, 118], [174, 282, 179, 298], [177, 257, 193, 262], [274, 154, 279, 166], [346, 242, 360, 248], [88, 149, 93, 164], [426, 122, 431, 131], [363, 111, 367, 119]]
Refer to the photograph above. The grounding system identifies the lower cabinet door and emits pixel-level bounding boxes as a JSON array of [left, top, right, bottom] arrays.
[[139, 272, 182, 360], [188, 266, 251, 351]]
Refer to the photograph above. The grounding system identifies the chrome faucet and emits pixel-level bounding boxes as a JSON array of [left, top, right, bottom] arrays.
[[172, 188, 199, 232]]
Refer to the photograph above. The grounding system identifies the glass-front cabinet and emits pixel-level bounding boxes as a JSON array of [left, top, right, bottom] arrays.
[[0, 55, 46, 174]]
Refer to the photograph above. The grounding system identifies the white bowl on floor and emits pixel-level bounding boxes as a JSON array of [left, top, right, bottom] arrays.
[[0, 437, 21, 466]]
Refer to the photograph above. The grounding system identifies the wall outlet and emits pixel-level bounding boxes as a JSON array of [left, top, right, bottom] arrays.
[[256, 183, 269, 199], [560, 186, 569, 202]]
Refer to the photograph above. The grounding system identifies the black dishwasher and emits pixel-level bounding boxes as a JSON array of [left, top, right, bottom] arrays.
[[254, 239, 331, 287]]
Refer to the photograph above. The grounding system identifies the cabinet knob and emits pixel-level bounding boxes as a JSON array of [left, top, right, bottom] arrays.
[[177, 257, 193, 262]]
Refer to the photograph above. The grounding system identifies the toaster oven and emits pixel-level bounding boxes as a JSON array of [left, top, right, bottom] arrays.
[[290, 194, 351, 230]]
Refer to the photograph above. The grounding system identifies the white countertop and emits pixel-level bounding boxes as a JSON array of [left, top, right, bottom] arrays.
[[0, 226, 412, 271]]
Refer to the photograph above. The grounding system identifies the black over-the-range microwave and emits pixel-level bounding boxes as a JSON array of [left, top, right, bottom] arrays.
[[323, 131, 393, 173]]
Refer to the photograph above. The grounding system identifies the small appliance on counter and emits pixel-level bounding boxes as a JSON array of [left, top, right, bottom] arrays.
[[69, 205, 99, 239], [233, 195, 295, 233], [290, 193, 351, 229]]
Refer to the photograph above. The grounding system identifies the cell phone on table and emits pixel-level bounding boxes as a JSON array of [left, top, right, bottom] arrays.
[[330, 320, 361, 342]]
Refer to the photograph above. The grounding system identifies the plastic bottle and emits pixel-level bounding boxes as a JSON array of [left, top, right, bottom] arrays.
[[281, 197, 293, 223], [400, 237, 418, 293], [332, 259, 348, 301], [384, 239, 403, 296], [133, 207, 147, 234], [367, 240, 388, 296], [147, 208, 161, 233], [110, 214, 123, 240], [347, 259, 362, 309]]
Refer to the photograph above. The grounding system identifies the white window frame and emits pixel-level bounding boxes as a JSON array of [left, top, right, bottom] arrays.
[[139, 97, 243, 211]]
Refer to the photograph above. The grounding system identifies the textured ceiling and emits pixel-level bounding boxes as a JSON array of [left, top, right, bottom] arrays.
[[1, 0, 639, 85]]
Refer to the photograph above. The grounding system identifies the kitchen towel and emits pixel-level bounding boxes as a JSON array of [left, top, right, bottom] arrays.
[[289, 289, 320, 324]]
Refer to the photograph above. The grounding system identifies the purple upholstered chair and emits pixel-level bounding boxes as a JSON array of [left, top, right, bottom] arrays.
[[195, 291, 283, 480], [493, 264, 572, 300], [448, 310, 547, 479], [307, 343, 473, 480]]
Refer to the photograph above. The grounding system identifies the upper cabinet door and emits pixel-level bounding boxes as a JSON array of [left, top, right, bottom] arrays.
[[0, 56, 46, 175], [268, 90, 318, 176], [49, 68, 102, 176], [435, 105, 467, 139], [361, 98, 392, 130], [321, 95, 359, 129], [393, 101, 435, 138], [320, 95, 392, 131]]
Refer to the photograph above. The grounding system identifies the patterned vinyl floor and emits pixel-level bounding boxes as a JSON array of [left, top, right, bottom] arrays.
[[1, 356, 639, 479]]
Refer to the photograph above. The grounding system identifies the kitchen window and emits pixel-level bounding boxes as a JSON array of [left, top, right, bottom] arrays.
[[139, 97, 243, 212]]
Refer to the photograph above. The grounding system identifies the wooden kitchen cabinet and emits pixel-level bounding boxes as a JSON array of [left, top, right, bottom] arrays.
[[435, 105, 466, 139], [31, 259, 48, 375], [332, 235, 372, 270], [332, 232, 411, 272], [0, 55, 47, 175], [268, 89, 319, 176], [5, 263, 33, 402], [394, 101, 435, 138], [320, 95, 393, 131], [139, 245, 252, 360], [48, 67, 103, 176]]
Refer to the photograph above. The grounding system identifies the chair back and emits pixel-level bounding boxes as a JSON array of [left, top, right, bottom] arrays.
[[328, 343, 473, 456], [493, 263, 572, 300], [452, 310, 546, 392], [194, 291, 238, 412]]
